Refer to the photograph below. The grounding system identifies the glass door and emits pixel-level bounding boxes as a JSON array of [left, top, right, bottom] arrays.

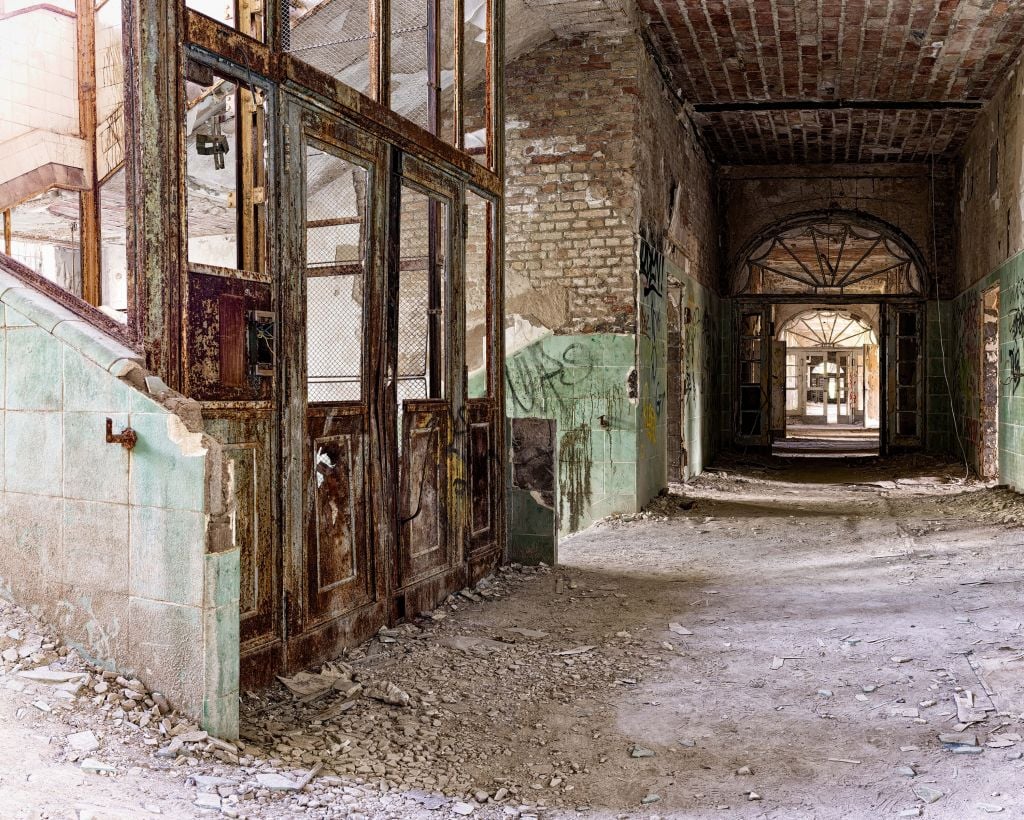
[[389, 154, 465, 612], [280, 107, 390, 673]]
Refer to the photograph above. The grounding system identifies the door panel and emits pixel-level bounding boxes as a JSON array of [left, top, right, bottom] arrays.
[[305, 407, 374, 625], [467, 399, 497, 552], [770, 339, 786, 438], [399, 400, 449, 584], [736, 305, 771, 445], [283, 111, 389, 673], [391, 157, 464, 608], [886, 304, 924, 449]]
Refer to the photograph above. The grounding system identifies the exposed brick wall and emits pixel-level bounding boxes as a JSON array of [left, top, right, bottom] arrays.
[[955, 54, 1024, 295], [504, 34, 640, 334], [634, 45, 719, 291], [720, 164, 956, 298], [503, 32, 721, 334]]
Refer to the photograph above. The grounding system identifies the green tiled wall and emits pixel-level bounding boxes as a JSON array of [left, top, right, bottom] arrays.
[[0, 272, 239, 738], [504, 332, 637, 534], [950, 251, 1024, 488]]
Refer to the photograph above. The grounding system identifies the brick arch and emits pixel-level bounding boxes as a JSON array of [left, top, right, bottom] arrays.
[[729, 209, 932, 298]]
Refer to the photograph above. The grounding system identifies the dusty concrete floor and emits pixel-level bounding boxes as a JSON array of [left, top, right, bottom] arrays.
[[2, 453, 1024, 819]]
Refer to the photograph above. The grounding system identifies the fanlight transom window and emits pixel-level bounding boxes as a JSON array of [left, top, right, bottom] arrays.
[[780, 310, 877, 349], [739, 220, 923, 296]]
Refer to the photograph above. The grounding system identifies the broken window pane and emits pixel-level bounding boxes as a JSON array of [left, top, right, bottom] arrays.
[[98, 169, 127, 320], [305, 141, 369, 403], [463, 0, 489, 162], [398, 184, 447, 403], [186, 0, 264, 42], [465, 190, 490, 398], [6, 191, 83, 296], [185, 62, 269, 274]]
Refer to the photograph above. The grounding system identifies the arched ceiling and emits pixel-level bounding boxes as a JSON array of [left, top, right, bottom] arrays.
[[634, 0, 1024, 164]]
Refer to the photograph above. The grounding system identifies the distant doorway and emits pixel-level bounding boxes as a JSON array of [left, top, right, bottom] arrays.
[[980, 285, 1000, 479], [772, 308, 880, 457]]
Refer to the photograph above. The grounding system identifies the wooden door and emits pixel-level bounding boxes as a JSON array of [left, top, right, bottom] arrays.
[[885, 303, 925, 449], [465, 189, 501, 581], [390, 155, 465, 615], [770, 339, 786, 439], [735, 304, 771, 446], [282, 110, 389, 672]]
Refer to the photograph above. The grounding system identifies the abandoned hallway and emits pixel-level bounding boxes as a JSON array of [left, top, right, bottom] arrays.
[[2, 455, 1023, 819]]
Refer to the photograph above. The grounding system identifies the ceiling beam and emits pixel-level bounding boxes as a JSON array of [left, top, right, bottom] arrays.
[[692, 99, 985, 113]]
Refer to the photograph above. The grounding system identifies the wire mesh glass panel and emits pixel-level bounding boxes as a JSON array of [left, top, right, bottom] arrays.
[[466, 191, 489, 397], [306, 142, 369, 403], [398, 184, 447, 401], [391, 0, 456, 135], [284, 0, 372, 95]]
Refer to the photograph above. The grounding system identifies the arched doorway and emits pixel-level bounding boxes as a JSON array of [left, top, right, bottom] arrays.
[[731, 212, 928, 456]]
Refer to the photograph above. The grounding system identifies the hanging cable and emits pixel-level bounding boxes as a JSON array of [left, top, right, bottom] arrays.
[[929, 154, 970, 481]]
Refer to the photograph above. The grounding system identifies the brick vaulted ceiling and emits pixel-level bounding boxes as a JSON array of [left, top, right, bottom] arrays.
[[636, 0, 1024, 164]]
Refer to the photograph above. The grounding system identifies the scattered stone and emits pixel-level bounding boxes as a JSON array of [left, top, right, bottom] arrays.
[[80, 758, 116, 774], [913, 785, 943, 804], [668, 623, 693, 636], [641, 794, 661, 804], [67, 730, 100, 753], [630, 746, 655, 758], [452, 801, 476, 815], [255, 772, 301, 791], [976, 805, 1004, 813]]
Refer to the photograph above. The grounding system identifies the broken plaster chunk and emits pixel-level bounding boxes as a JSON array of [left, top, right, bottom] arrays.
[[630, 746, 655, 758], [255, 772, 301, 792], [80, 758, 116, 774], [668, 623, 693, 636], [641, 793, 661, 804], [898, 810, 922, 818], [913, 785, 943, 804], [67, 730, 100, 753], [890, 656, 913, 664], [452, 802, 476, 815], [976, 804, 1004, 813]]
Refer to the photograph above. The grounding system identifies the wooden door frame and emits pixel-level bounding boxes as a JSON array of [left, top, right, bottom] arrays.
[[388, 152, 468, 620], [278, 99, 391, 673]]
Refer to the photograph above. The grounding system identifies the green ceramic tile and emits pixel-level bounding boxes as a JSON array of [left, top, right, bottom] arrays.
[[63, 413, 130, 502], [204, 549, 241, 609], [0, 328, 5, 410], [2, 304, 32, 328], [204, 602, 240, 699], [6, 326, 62, 410], [127, 597, 204, 714], [62, 500, 129, 595], [0, 493, 63, 604], [128, 413, 206, 512], [203, 692, 240, 740], [129, 506, 206, 607], [2, 288, 79, 333], [52, 320, 141, 374], [5, 411, 62, 496], [64, 350, 134, 412]]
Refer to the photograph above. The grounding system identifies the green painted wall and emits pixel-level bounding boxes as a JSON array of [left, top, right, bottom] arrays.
[[951, 251, 1024, 487]]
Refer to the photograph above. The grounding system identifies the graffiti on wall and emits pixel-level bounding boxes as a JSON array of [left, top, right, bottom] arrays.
[[505, 343, 596, 416], [1002, 275, 1024, 393], [638, 238, 666, 444]]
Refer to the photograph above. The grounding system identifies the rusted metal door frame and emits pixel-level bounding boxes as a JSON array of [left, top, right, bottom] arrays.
[[278, 99, 392, 672], [388, 152, 468, 618]]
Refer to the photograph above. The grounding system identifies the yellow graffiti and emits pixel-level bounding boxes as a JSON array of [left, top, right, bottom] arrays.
[[642, 400, 657, 444]]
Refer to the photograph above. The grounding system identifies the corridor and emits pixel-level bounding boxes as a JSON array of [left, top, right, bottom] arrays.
[[3, 454, 1023, 819]]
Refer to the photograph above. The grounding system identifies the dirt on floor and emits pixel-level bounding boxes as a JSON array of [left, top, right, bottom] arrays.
[[2, 453, 1024, 819]]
